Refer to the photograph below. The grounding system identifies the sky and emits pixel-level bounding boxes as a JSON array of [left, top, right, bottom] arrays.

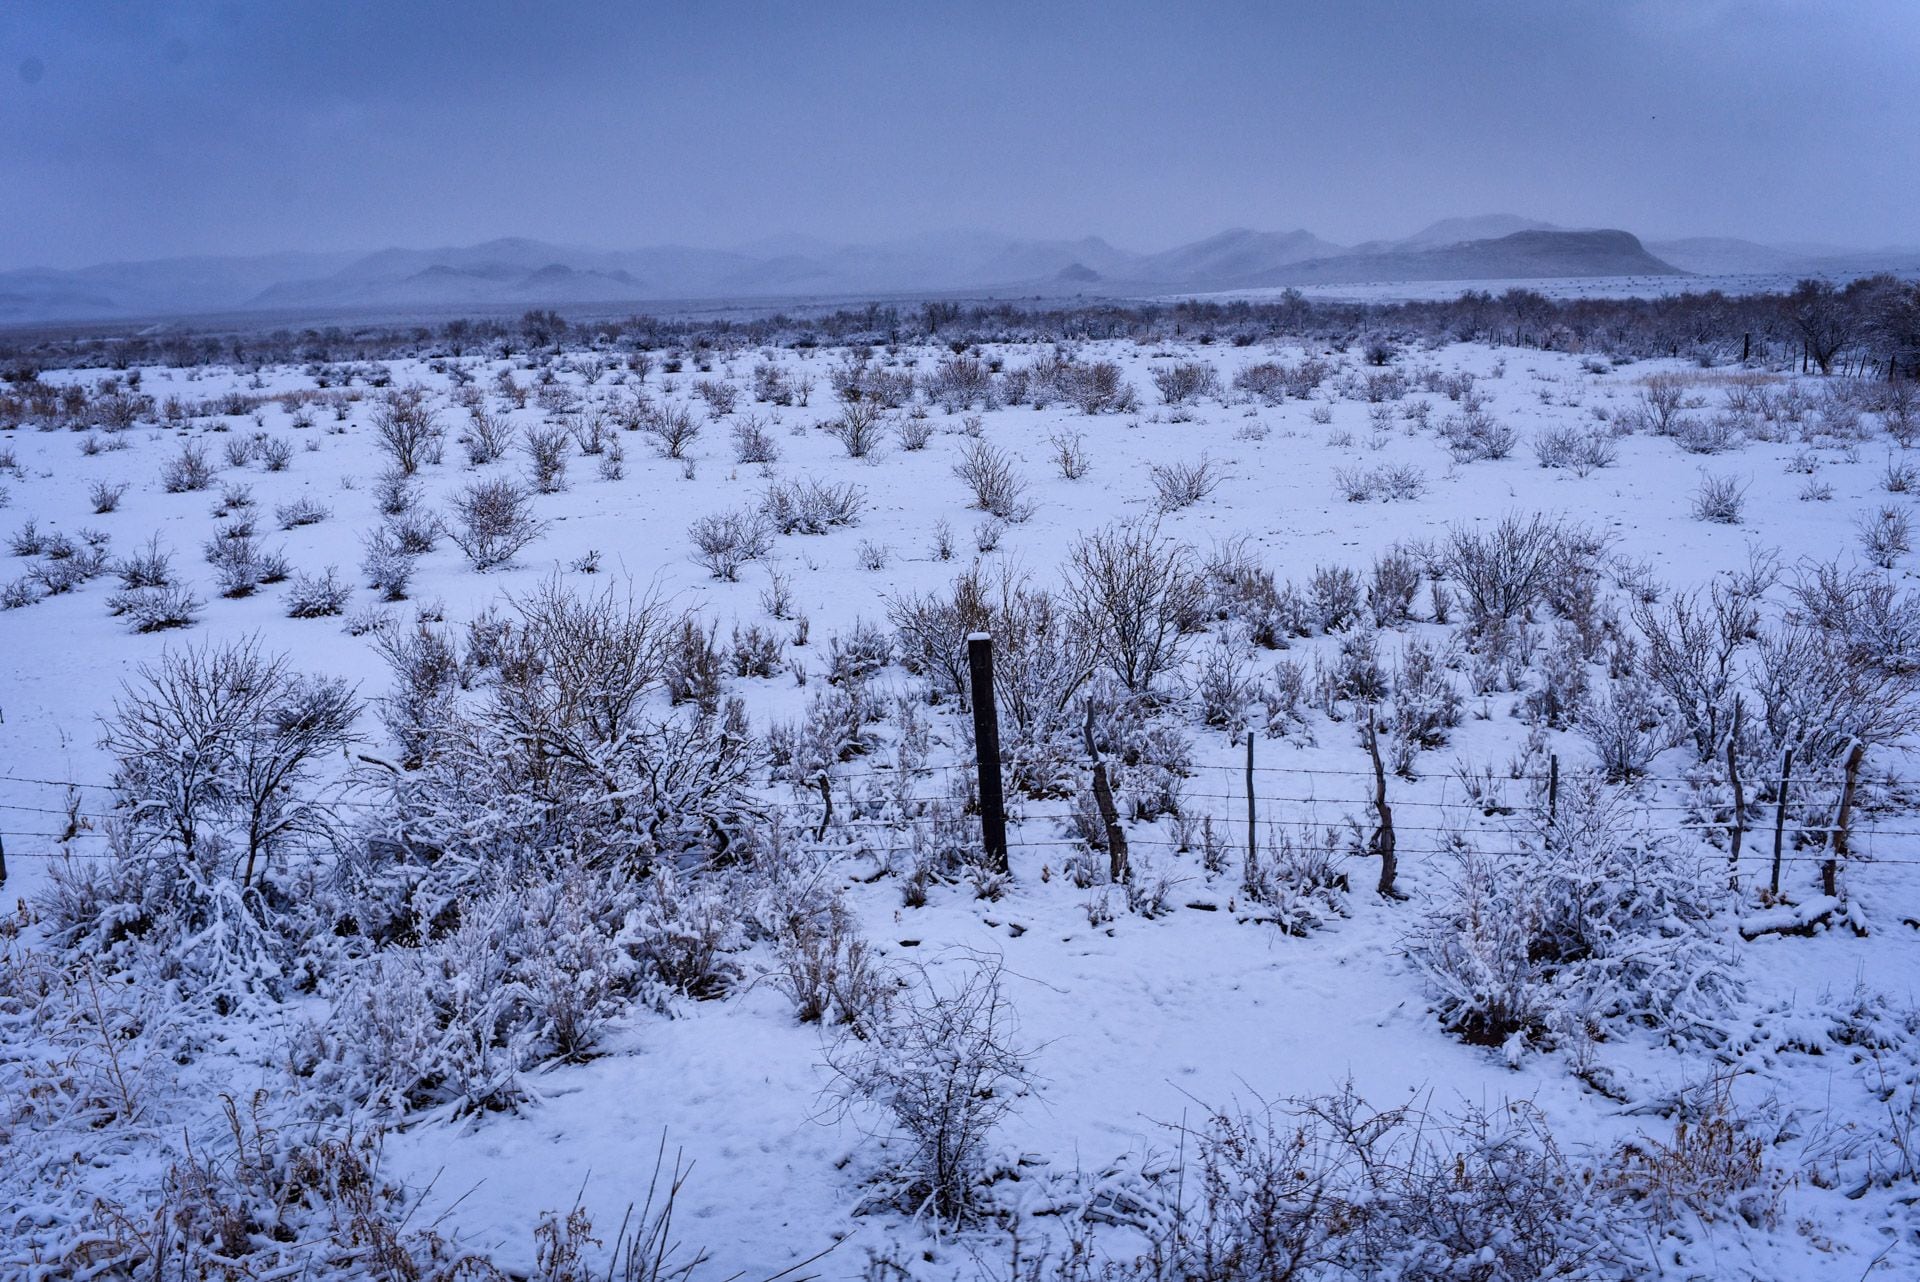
[[3, 0, 1916, 270]]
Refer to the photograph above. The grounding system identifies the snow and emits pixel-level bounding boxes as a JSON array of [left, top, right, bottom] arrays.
[[3, 333, 1918, 1279]]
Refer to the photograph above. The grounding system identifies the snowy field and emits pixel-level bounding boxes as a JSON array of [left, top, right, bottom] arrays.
[[3, 334, 1918, 1280]]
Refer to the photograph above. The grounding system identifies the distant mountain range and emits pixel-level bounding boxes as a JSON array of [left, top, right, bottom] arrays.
[[4, 216, 1916, 325]]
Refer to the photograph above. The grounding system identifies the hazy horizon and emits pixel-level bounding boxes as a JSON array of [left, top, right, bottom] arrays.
[[5, 0, 1918, 273]]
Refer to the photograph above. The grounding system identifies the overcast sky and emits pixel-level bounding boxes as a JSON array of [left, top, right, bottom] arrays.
[[4, 0, 1916, 269]]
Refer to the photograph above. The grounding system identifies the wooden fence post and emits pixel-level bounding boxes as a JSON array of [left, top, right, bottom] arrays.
[[1083, 700, 1127, 884], [1366, 709, 1399, 898], [1769, 746, 1794, 897], [1726, 700, 1744, 891], [967, 633, 1009, 874]]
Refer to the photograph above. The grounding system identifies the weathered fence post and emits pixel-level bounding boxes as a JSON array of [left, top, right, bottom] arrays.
[[1245, 731, 1257, 876], [1826, 740, 1865, 901], [1726, 700, 1744, 891], [1083, 701, 1127, 884], [1769, 746, 1794, 897], [1366, 708, 1399, 899], [967, 633, 1009, 874]]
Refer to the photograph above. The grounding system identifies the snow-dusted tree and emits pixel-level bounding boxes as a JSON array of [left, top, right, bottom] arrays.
[[100, 636, 358, 888]]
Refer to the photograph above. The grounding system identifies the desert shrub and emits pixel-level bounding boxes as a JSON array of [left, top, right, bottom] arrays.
[[161, 442, 216, 493], [1689, 470, 1747, 523], [258, 435, 294, 472], [953, 439, 1033, 521], [923, 355, 996, 412], [825, 400, 886, 458], [359, 528, 416, 601], [88, 480, 128, 513], [688, 508, 773, 580], [729, 622, 783, 677], [448, 477, 545, 569], [761, 474, 865, 534], [1232, 360, 1289, 403], [664, 616, 725, 711], [205, 532, 288, 598], [1440, 512, 1565, 631], [274, 495, 330, 529], [1439, 409, 1516, 461], [371, 387, 444, 475], [521, 424, 570, 493], [1150, 456, 1221, 511], [644, 402, 702, 459], [1065, 521, 1204, 692], [1153, 360, 1222, 405], [692, 378, 738, 416], [460, 407, 515, 464], [285, 566, 352, 618], [770, 894, 895, 1031], [1307, 564, 1363, 633], [1579, 674, 1673, 780], [1409, 776, 1733, 1049], [1148, 1085, 1635, 1281], [894, 414, 934, 451], [729, 413, 780, 464], [1673, 414, 1743, 455], [1368, 546, 1423, 625], [1858, 504, 1913, 568], [1012, 352, 1135, 413], [1534, 424, 1618, 475], [826, 960, 1033, 1223]]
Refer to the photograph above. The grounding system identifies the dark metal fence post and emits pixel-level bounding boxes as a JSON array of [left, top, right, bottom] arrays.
[[967, 633, 1008, 874]]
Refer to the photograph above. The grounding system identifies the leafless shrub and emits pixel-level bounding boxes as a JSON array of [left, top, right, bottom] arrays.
[[693, 378, 738, 416], [1440, 409, 1517, 461], [1065, 519, 1204, 691], [89, 480, 128, 513], [274, 495, 330, 529], [729, 413, 780, 464], [1689, 471, 1747, 523], [1150, 456, 1222, 511], [1534, 425, 1618, 475], [1440, 513, 1571, 631], [461, 407, 515, 465], [953, 439, 1034, 521], [894, 414, 934, 451], [688, 508, 773, 580], [761, 474, 865, 534], [826, 959, 1032, 1223], [1153, 360, 1222, 405], [1674, 414, 1743, 455], [645, 402, 702, 459], [825, 400, 886, 458], [1047, 428, 1090, 480], [522, 423, 571, 493], [285, 566, 351, 618], [161, 442, 215, 493], [448, 477, 545, 570], [1858, 504, 1913, 568], [371, 387, 444, 475]]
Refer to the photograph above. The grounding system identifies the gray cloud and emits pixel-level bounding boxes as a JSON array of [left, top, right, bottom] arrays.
[[2, 0, 1915, 268]]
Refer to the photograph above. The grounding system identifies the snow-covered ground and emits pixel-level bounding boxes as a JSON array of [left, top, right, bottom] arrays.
[[3, 335, 1917, 1279]]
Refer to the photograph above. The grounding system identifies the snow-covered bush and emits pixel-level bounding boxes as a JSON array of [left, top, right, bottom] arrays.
[[953, 438, 1034, 521], [1408, 776, 1735, 1051], [761, 473, 865, 534], [447, 476, 545, 569], [688, 507, 773, 580], [827, 959, 1034, 1223], [1152, 360, 1221, 405]]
